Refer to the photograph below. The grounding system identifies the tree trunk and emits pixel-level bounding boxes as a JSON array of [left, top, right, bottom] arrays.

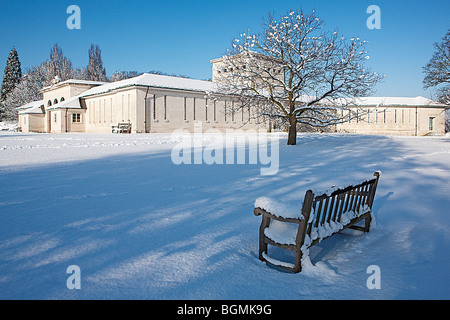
[[287, 115, 297, 145]]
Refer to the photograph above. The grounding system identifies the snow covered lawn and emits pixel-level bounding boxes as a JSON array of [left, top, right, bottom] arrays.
[[0, 132, 449, 299]]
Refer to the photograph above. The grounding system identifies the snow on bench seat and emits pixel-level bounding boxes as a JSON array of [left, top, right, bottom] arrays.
[[264, 220, 299, 246]]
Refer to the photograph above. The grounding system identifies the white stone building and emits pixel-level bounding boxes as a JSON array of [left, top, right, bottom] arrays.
[[18, 73, 267, 134], [17, 58, 448, 136], [336, 96, 447, 136]]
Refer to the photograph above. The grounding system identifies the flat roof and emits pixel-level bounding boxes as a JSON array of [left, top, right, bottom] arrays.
[[337, 96, 448, 108], [41, 79, 107, 92], [79, 73, 217, 98]]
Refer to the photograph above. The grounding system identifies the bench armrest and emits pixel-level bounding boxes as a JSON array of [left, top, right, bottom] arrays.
[[254, 207, 266, 216], [254, 207, 303, 223]]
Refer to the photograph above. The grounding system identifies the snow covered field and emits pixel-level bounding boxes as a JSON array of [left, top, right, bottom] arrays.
[[0, 131, 449, 299]]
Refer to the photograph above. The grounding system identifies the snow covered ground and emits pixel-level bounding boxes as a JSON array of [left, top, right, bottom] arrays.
[[0, 121, 17, 132], [0, 131, 449, 299]]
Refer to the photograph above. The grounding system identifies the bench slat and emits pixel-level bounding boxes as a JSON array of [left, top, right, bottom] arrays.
[[320, 197, 330, 226], [326, 195, 336, 224], [314, 199, 323, 228]]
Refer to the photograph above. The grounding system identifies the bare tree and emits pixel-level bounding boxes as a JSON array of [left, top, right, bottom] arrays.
[[423, 29, 450, 105], [45, 44, 75, 84], [87, 44, 106, 82], [74, 67, 89, 81], [216, 9, 382, 145], [109, 70, 141, 82]]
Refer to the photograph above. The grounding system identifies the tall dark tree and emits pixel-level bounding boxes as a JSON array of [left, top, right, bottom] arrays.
[[87, 44, 106, 82], [423, 29, 450, 105], [1, 47, 22, 102]]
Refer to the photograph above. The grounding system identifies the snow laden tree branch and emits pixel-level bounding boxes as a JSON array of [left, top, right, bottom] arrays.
[[423, 29, 450, 105], [216, 9, 383, 145]]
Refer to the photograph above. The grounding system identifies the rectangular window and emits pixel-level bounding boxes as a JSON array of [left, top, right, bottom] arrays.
[[193, 97, 196, 121], [184, 97, 187, 121], [72, 113, 81, 123], [429, 117, 435, 131], [383, 110, 386, 123], [164, 95, 167, 120], [394, 109, 397, 123], [214, 101, 217, 122], [205, 99, 208, 121], [54, 113, 57, 123], [402, 109, 405, 124], [376, 110, 378, 123], [153, 95, 156, 120]]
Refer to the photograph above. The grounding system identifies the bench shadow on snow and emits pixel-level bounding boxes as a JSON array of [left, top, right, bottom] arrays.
[[0, 133, 448, 299]]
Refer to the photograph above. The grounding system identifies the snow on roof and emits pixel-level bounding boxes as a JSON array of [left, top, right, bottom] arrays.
[[15, 100, 44, 110], [58, 79, 107, 86], [18, 105, 44, 114], [79, 73, 217, 98], [17, 100, 45, 114], [41, 79, 107, 92], [350, 96, 447, 107], [46, 96, 82, 110], [17, 100, 45, 115]]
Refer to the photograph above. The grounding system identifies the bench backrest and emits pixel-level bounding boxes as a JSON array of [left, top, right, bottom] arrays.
[[303, 172, 380, 237]]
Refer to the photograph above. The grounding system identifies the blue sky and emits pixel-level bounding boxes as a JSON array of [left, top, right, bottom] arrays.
[[0, 0, 449, 98]]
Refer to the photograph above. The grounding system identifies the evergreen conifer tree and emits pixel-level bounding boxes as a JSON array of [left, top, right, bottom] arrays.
[[1, 47, 22, 102]]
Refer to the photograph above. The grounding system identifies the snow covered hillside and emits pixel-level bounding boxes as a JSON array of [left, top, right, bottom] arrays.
[[0, 132, 449, 299]]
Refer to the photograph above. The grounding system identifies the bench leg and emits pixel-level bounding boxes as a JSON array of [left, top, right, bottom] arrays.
[[294, 250, 303, 273], [259, 216, 270, 261], [364, 215, 372, 233]]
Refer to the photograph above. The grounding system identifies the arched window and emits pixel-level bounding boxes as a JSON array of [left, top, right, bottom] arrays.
[[60, 97, 65, 102], [54, 98, 58, 105], [47, 100, 52, 107]]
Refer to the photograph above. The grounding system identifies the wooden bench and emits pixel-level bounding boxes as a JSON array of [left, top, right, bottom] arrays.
[[112, 122, 132, 134], [254, 171, 381, 273]]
